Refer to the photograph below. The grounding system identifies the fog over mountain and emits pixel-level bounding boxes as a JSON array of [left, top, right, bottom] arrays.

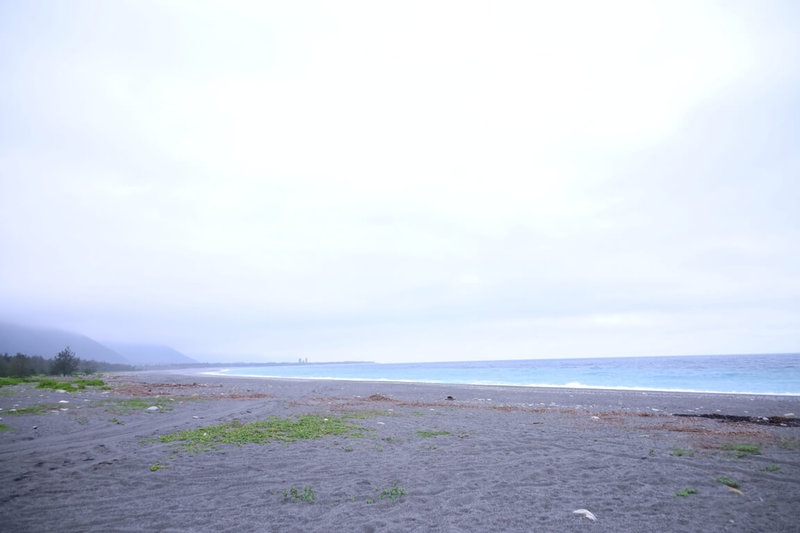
[[103, 342, 198, 366], [0, 322, 128, 363], [0, 322, 195, 366]]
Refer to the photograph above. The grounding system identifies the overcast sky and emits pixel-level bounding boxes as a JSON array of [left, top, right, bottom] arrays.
[[1, 1, 798, 363]]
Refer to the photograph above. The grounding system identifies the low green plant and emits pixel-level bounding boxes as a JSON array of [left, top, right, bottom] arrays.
[[674, 488, 698, 497], [36, 379, 79, 392], [283, 486, 315, 503], [0, 423, 12, 431], [150, 462, 166, 471], [379, 481, 407, 501], [0, 377, 38, 388], [416, 430, 451, 438], [101, 398, 175, 414], [109, 417, 124, 425], [715, 476, 740, 488], [159, 414, 366, 452], [35, 378, 104, 392], [723, 443, 760, 458], [6, 404, 57, 415], [74, 378, 105, 388], [762, 464, 781, 472], [670, 448, 694, 457], [347, 410, 394, 419], [364, 482, 408, 503], [76, 417, 89, 425]]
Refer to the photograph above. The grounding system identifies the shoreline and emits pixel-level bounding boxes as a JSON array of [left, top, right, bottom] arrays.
[[202, 368, 800, 398], [139, 367, 800, 420], [197, 353, 800, 397], [2, 370, 799, 532]]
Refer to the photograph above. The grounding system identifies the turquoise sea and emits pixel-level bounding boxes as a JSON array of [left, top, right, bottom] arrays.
[[217, 353, 800, 395]]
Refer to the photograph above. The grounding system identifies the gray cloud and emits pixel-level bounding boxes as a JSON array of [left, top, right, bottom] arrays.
[[1, 1, 798, 362]]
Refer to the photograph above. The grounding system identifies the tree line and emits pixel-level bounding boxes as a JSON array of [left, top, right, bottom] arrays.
[[0, 347, 135, 377]]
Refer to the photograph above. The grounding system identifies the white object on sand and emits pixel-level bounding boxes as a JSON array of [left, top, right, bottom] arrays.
[[573, 509, 597, 521], [146, 406, 160, 411]]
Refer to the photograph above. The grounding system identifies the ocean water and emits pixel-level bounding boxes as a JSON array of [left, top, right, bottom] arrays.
[[217, 353, 800, 395]]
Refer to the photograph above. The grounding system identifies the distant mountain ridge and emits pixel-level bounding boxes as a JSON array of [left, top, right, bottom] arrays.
[[0, 322, 128, 363], [104, 342, 197, 366], [0, 322, 196, 366]]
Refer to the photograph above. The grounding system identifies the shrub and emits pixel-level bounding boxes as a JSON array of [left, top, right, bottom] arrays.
[[50, 347, 79, 376]]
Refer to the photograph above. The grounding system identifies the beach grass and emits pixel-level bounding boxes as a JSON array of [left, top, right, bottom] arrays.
[[0, 423, 12, 430], [379, 482, 407, 500], [159, 414, 368, 452], [416, 430, 451, 438], [100, 398, 177, 414], [283, 487, 315, 503], [36, 378, 107, 393], [722, 443, 760, 458], [366, 481, 407, 503], [5, 404, 59, 415], [715, 476, 740, 488], [670, 448, 694, 457], [674, 488, 698, 497], [0, 377, 39, 388], [0, 376, 107, 392]]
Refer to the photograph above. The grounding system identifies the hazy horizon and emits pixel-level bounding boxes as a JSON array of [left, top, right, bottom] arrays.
[[1, 2, 799, 364]]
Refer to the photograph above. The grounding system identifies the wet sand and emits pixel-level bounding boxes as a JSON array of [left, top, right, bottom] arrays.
[[1, 369, 799, 532]]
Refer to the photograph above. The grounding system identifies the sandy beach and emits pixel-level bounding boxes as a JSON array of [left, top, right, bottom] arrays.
[[1, 370, 799, 532]]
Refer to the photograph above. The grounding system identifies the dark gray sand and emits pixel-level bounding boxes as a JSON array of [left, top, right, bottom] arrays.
[[1, 370, 799, 532]]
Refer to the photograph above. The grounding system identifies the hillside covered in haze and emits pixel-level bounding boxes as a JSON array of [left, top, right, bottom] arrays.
[[0, 322, 196, 366]]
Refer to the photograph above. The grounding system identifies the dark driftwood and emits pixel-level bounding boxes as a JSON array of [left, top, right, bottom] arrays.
[[672, 413, 800, 427]]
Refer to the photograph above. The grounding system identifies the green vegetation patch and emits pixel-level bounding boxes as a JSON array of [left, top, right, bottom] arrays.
[[416, 430, 451, 438], [74, 378, 105, 387], [0, 423, 12, 431], [723, 443, 761, 458], [379, 482, 407, 500], [159, 414, 367, 452], [0, 377, 38, 388], [670, 448, 694, 457], [367, 481, 407, 503], [283, 487, 315, 503], [762, 464, 781, 472], [674, 488, 698, 497], [715, 476, 740, 488], [346, 409, 394, 419], [36, 378, 106, 393], [6, 404, 60, 415], [99, 398, 177, 414]]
